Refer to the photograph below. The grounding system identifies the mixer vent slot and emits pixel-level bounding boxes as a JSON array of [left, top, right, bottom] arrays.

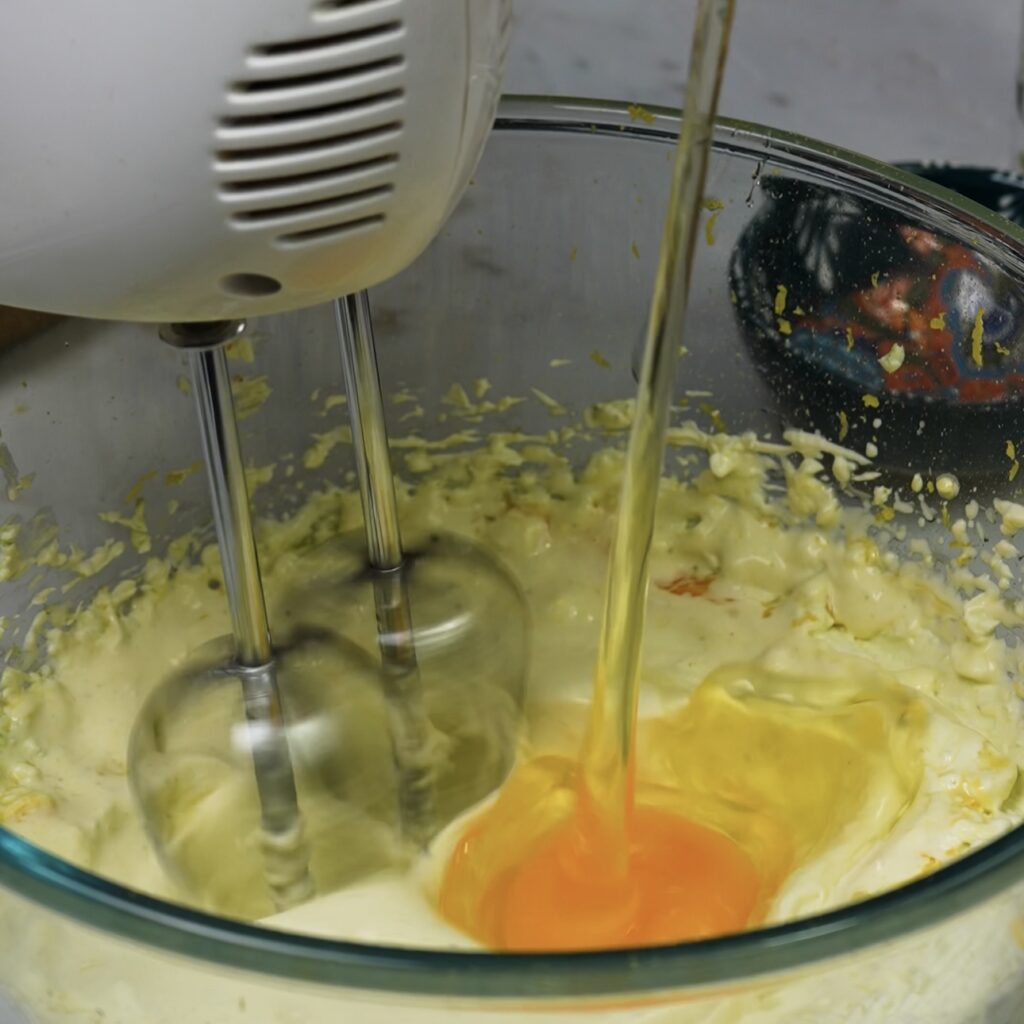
[[216, 121, 402, 164], [230, 184, 393, 226], [216, 3, 404, 248], [315, 0, 397, 13], [230, 56, 404, 99], [252, 21, 401, 58], [221, 90, 402, 129], [278, 213, 385, 246], [218, 155, 399, 196]]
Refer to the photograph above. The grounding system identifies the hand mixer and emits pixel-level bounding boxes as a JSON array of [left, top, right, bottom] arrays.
[[0, 0, 527, 918]]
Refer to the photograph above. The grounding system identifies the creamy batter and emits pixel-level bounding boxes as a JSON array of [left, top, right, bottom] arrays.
[[2, 411, 1023, 958]]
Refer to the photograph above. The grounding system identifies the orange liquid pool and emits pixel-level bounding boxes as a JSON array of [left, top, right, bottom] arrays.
[[436, 664, 924, 952], [441, 782, 760, 951]]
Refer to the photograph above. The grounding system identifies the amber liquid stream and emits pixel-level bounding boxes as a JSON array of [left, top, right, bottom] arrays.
[[438, 0, 753, 950]]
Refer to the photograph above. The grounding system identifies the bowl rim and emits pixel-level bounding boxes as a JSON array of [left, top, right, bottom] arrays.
[[3, 94, 1024, 1003]]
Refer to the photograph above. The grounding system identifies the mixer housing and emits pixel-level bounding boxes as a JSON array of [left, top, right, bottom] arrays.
[[0, 0, 509, 322]]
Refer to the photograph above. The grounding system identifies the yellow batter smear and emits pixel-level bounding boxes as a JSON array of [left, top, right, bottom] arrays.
[[231, 374, 273, 421], [0, 412, 1022, 946]]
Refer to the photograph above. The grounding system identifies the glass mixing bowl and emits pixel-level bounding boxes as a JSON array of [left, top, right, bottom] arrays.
[[2, 97, 1024, 1023]]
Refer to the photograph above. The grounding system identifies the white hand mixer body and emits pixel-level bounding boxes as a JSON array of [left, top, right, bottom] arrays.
[[0, 0, 509, 321], [0, 1, 523, 917]]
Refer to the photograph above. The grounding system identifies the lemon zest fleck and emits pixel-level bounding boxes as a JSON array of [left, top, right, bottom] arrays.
[[971, 309, 985, 367], [531, 388, 567, 417], [165, 462, 201, 487], [627, 103, 656, 125], [878, 343, 906, 374], [704, 211, 720, 246], [124, 470, 157, 505], [699, 403, 727, 434]]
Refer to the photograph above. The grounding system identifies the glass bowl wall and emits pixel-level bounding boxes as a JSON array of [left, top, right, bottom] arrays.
[[1, 98, 1024, 1023]]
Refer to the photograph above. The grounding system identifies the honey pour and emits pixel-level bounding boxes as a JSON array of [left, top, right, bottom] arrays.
[[437, 0, 923, 951], [437, 0, 746, 951]]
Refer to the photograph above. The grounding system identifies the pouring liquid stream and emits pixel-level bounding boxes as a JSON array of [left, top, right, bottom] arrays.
[[438, 0, 752, 950], [582, 0, 736, 848]]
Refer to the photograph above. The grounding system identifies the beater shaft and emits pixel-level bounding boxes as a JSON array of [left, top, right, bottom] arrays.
[[334, 293, 438, 843], [161, 320, 313, 909]]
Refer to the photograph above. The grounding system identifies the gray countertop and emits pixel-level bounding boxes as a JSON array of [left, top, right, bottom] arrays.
[[505, 0, 1022, 169]]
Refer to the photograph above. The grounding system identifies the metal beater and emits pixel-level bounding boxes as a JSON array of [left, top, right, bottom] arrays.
[[130, 303, 527, 918]]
